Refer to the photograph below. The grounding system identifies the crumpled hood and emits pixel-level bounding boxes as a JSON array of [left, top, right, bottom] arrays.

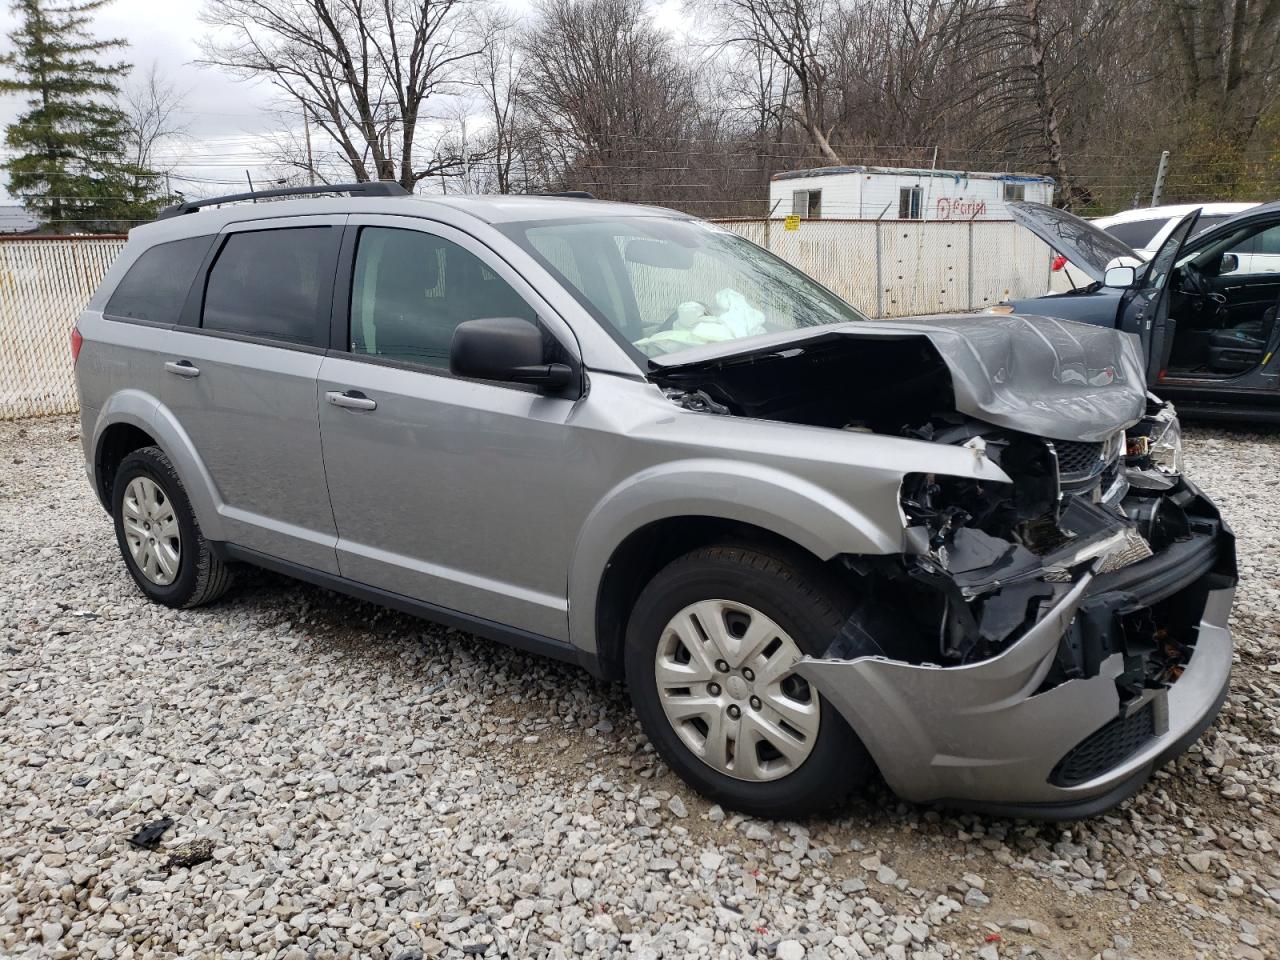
[[648, 312, 1148, 443]]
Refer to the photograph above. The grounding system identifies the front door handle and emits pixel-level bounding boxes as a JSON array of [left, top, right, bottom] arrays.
[[164, 360, 200, 378], [325, 390, 377, 411]]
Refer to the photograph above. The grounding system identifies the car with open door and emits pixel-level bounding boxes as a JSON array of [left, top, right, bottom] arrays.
[[997, 200, 1280, 422]]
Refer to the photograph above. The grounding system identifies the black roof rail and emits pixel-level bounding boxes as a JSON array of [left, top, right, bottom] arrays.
[[157, 181, 410, 219], [536, 190, 596, 199]]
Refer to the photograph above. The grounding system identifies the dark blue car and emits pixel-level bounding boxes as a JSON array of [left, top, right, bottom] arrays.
[[998, 201, 1280, 422]]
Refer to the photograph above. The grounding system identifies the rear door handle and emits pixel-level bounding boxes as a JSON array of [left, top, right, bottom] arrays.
[[325, 390, 377, 411], [164, 360, 200, 378]]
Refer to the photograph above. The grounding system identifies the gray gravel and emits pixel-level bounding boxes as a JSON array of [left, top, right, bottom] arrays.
[[1, 415, 1278, 960]]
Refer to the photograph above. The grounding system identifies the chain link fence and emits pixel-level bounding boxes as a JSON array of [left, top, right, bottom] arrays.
[[0, 221, 1054, 420], [0, 236, 124, 420]]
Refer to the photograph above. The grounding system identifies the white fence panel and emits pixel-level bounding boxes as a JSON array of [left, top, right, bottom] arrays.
[[970, 223, 1053, 307], [714, 218, 1051, 318], [0, 237, 125, 419], [880, 221, 969, 316]]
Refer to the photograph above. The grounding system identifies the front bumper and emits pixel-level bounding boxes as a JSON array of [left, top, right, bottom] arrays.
[[794, 485, 1236, 819]]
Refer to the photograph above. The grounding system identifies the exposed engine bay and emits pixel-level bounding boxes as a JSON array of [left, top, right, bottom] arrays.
[[651, 328, 1236, 711]]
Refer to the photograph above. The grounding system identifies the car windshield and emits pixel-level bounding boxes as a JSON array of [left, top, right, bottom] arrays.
[[500, 216, 868, 358]]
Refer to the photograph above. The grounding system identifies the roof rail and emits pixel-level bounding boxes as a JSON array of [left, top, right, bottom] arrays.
[[537, 190, 596, 199], [157, 181, 410, 219]]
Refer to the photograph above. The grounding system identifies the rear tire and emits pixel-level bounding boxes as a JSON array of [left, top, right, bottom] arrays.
[[111, 446, 232, 608], [625, 543, 872, 818]]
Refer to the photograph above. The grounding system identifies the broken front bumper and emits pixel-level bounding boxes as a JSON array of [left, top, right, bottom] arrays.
[[794, 484, 1236, 819]]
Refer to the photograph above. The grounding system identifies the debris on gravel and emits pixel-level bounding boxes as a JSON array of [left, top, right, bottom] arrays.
[[1, 415, 1278, 959]]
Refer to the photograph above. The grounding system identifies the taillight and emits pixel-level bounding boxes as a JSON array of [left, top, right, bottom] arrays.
[[71, 327, 84, 364]]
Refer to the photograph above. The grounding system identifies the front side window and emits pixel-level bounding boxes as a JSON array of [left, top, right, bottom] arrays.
[[202, 227, 337, 344], [502, 216, 868, 359], [899, 187, 922, 220], [349, 227, 537, 368], [106, 235, 214, 323]]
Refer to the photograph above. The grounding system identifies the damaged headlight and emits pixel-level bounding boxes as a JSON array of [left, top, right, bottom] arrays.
[[1127, 401, 1183, 480], [1147, 409, 1183, 475]]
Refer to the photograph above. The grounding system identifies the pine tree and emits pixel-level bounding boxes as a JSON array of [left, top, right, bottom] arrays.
[[0, 0, 162, 232]]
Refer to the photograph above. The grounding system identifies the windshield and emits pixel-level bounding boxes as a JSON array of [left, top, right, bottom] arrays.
[[500, 216, 868, 358]]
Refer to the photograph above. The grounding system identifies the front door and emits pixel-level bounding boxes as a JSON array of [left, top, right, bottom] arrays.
[[1121, 210, 1200, 385], [163, 216, 344, 573], [317, 217, 583, 641]]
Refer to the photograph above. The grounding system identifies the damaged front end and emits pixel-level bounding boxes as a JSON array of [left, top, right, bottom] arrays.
[[795, 398, 1237, 815], [649, 316, 1236, 815]]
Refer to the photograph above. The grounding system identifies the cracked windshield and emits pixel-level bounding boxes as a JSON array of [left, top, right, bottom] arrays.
[[504, 217, 868, 357]]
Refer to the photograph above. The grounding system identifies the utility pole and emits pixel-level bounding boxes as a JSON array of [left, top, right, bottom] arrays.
[[303, 108, 316, 186], [461, 117, 471, 194], [1150, 151, 1170, 207]]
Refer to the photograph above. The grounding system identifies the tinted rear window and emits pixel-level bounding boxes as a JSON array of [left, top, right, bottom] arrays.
[[1103, 219, 1166, 249], [105, 236, 214, 323], [202, 227, 338, 345]]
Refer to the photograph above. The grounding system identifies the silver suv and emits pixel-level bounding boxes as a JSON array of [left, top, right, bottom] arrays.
[[74, 184, 1236, 819]]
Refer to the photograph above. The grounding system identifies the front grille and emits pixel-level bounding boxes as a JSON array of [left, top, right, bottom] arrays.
[[1054, 440, 1103, 478], [1049, 701, 1156, 787]]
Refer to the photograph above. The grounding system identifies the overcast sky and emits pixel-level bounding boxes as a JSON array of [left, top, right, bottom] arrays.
[[0, 0, 690, 203]]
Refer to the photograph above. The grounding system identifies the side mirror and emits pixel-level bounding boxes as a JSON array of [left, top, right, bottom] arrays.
[[1104, 265, 1137, 289], [450, 317, 573, 390], [1219, 252, 1239, 274]]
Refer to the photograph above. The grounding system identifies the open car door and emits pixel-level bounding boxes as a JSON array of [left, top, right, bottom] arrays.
[[1128, 209, 1200, 386]]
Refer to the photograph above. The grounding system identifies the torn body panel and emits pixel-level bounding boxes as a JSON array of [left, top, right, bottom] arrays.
[[794, 572, 1232, 814], [798, 467, 1236, 815]]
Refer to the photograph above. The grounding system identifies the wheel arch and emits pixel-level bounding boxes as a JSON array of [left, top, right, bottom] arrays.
[[567, 459, 900, 680], [91, 391, 226, 540]]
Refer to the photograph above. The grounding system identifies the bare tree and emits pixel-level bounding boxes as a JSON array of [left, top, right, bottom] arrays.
[[703, 0, 843, 163], [199, 0, 482, 189], [521, 0, 699, 201], [465, 5, 529, 193], [120, 62, 189, 178], [1164, 0, 1280, 141]]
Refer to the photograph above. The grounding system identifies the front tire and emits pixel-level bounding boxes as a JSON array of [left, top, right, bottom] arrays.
[[625, 543, 872, 818], [111, 446, 232, 608]]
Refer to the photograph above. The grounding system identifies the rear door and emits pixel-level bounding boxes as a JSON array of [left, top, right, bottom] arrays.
[[1124, 210, 1200, 384], [163, 216, 344, 572]]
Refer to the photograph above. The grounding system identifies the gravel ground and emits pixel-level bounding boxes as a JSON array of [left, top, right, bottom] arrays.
[[1, 414, 1278, 960]]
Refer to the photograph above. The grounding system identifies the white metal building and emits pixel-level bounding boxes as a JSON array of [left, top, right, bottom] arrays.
[[770, 165, 1055, 221]]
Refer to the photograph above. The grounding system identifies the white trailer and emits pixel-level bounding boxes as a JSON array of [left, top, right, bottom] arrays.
[[770, 165, 1055, 221]]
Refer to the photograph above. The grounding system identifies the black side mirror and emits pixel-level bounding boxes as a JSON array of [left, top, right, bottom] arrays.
[[1219, 252, 1239, 274], [450, 317, 573, 390]]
